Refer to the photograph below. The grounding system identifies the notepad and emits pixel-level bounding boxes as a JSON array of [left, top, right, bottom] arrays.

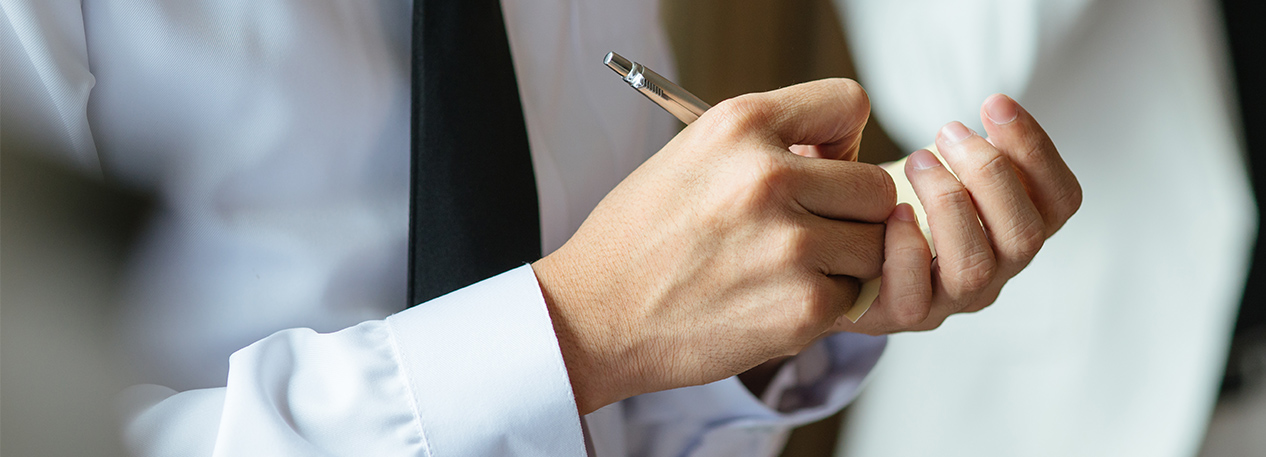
[[843, 146, 951, 322]]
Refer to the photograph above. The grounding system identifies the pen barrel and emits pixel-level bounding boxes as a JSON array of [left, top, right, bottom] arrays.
[[630, 65, 710, 124], [605, 51, 711, 124]]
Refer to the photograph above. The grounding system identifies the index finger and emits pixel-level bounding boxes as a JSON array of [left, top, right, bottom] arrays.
[[979, 94, 1082, 236]]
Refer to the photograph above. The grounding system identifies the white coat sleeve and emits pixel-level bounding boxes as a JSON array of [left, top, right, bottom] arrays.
[[620, 333, 886, 457], [119, 265, 587, 456]]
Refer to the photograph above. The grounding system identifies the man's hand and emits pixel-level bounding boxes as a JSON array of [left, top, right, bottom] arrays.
[[532, 79, 893, 414], [833, 94, 1082, 335]]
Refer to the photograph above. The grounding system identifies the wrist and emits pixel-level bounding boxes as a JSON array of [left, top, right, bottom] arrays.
[[532, 250, 638, 415]]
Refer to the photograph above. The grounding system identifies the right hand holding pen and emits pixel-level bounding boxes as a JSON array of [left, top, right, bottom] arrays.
[[532, 79, 894, 414]]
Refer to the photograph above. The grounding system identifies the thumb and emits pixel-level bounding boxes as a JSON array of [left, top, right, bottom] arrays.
[[712, 79, 870, 159]]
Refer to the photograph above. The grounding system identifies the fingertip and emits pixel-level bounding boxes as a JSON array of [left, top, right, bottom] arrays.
[[891, 202, 917, 223], [788, 144, 817, 158], [983, 94, 1019, 125], [883, 203, 929, 256], [905, 149, 943, 172], [938, 121, 976, 144]]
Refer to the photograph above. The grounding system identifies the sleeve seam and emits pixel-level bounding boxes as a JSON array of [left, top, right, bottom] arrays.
[[385, 321, 436, 457]]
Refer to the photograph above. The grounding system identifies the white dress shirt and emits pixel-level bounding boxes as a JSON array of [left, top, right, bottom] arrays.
[[1, 1, 885, 456], [834, 0, 1256, 456]]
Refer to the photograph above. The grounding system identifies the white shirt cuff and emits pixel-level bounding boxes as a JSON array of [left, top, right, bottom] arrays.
[[761, 332, 886, 419], [386, 264, 585, 456], [706, 332, 887, 425], [621, 332, 885, 456]]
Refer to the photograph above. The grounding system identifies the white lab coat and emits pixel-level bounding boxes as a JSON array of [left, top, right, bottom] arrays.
[[833, 0, 1256, 455], [0, 0, 885, 456]]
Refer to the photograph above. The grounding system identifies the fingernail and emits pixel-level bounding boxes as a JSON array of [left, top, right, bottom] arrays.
[[984, 94, 1018, 125], [908, 149, 942, 170], [940, 122, 974, 144], [893, 203, 916, 222]]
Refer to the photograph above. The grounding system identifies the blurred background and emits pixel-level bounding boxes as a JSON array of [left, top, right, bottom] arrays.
[[663, 0, 1264, 456], [1, 151, 147, 456]]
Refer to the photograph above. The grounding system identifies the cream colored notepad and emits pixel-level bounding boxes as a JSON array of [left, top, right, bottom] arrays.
[[843, 146, 951, 322]]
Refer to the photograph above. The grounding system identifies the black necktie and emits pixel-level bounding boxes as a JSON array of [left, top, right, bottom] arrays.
[[408, 0, 540, 306]]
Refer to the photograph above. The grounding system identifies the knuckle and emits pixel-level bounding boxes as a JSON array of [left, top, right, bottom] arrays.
[[949, 252, 997, 293], [892, 300, 931, 329], [711, 94, 771, 138], [1058, 180, 1084, 220], [834, 79, 871, 142], [932, 185, 974, 212], [960, 289, 1002, 314], [1011, 132, 1057, 165], [886, 272, 932, 328], [865, 165, 898, 211], [857, 225, 886, 278], [975, 153, 1015, 181], [806, 275, 857, 325], [733, 153, 792, 211], [819, 223, 884, 278], [794, 286, 835, 337], [1011, 220, 1047, 260], [997, 216, 1046, 263], [778, 224, 814, 267], [921, 317, 947, 331], [890, 243, 931, 263], [1013, 136, 1049, 164], [839, 164, 896, 220], [975, 289, 1002, 310], [759, 237, 796, 274], [750, 152, 791, 187]]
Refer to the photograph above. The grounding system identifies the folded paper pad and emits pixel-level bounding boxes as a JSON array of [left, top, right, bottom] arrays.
[[842, 145, 954, 323]]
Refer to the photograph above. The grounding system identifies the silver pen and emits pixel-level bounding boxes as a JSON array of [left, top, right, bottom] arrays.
[[604, 52, 711, 124]]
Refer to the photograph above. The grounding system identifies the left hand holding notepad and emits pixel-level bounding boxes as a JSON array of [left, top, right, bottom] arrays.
[[833, 94, 1082, 335]]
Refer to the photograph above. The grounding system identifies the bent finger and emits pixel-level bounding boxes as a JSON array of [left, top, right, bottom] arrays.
[[979, 94, 1082, 237], [871, 204, 934, 331], [791, 160, 897, 223], [906, 149, 996, 306], [829, 204, 935, 335], [805, 218, 886, 280], [935, 122, 1045, 277]]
